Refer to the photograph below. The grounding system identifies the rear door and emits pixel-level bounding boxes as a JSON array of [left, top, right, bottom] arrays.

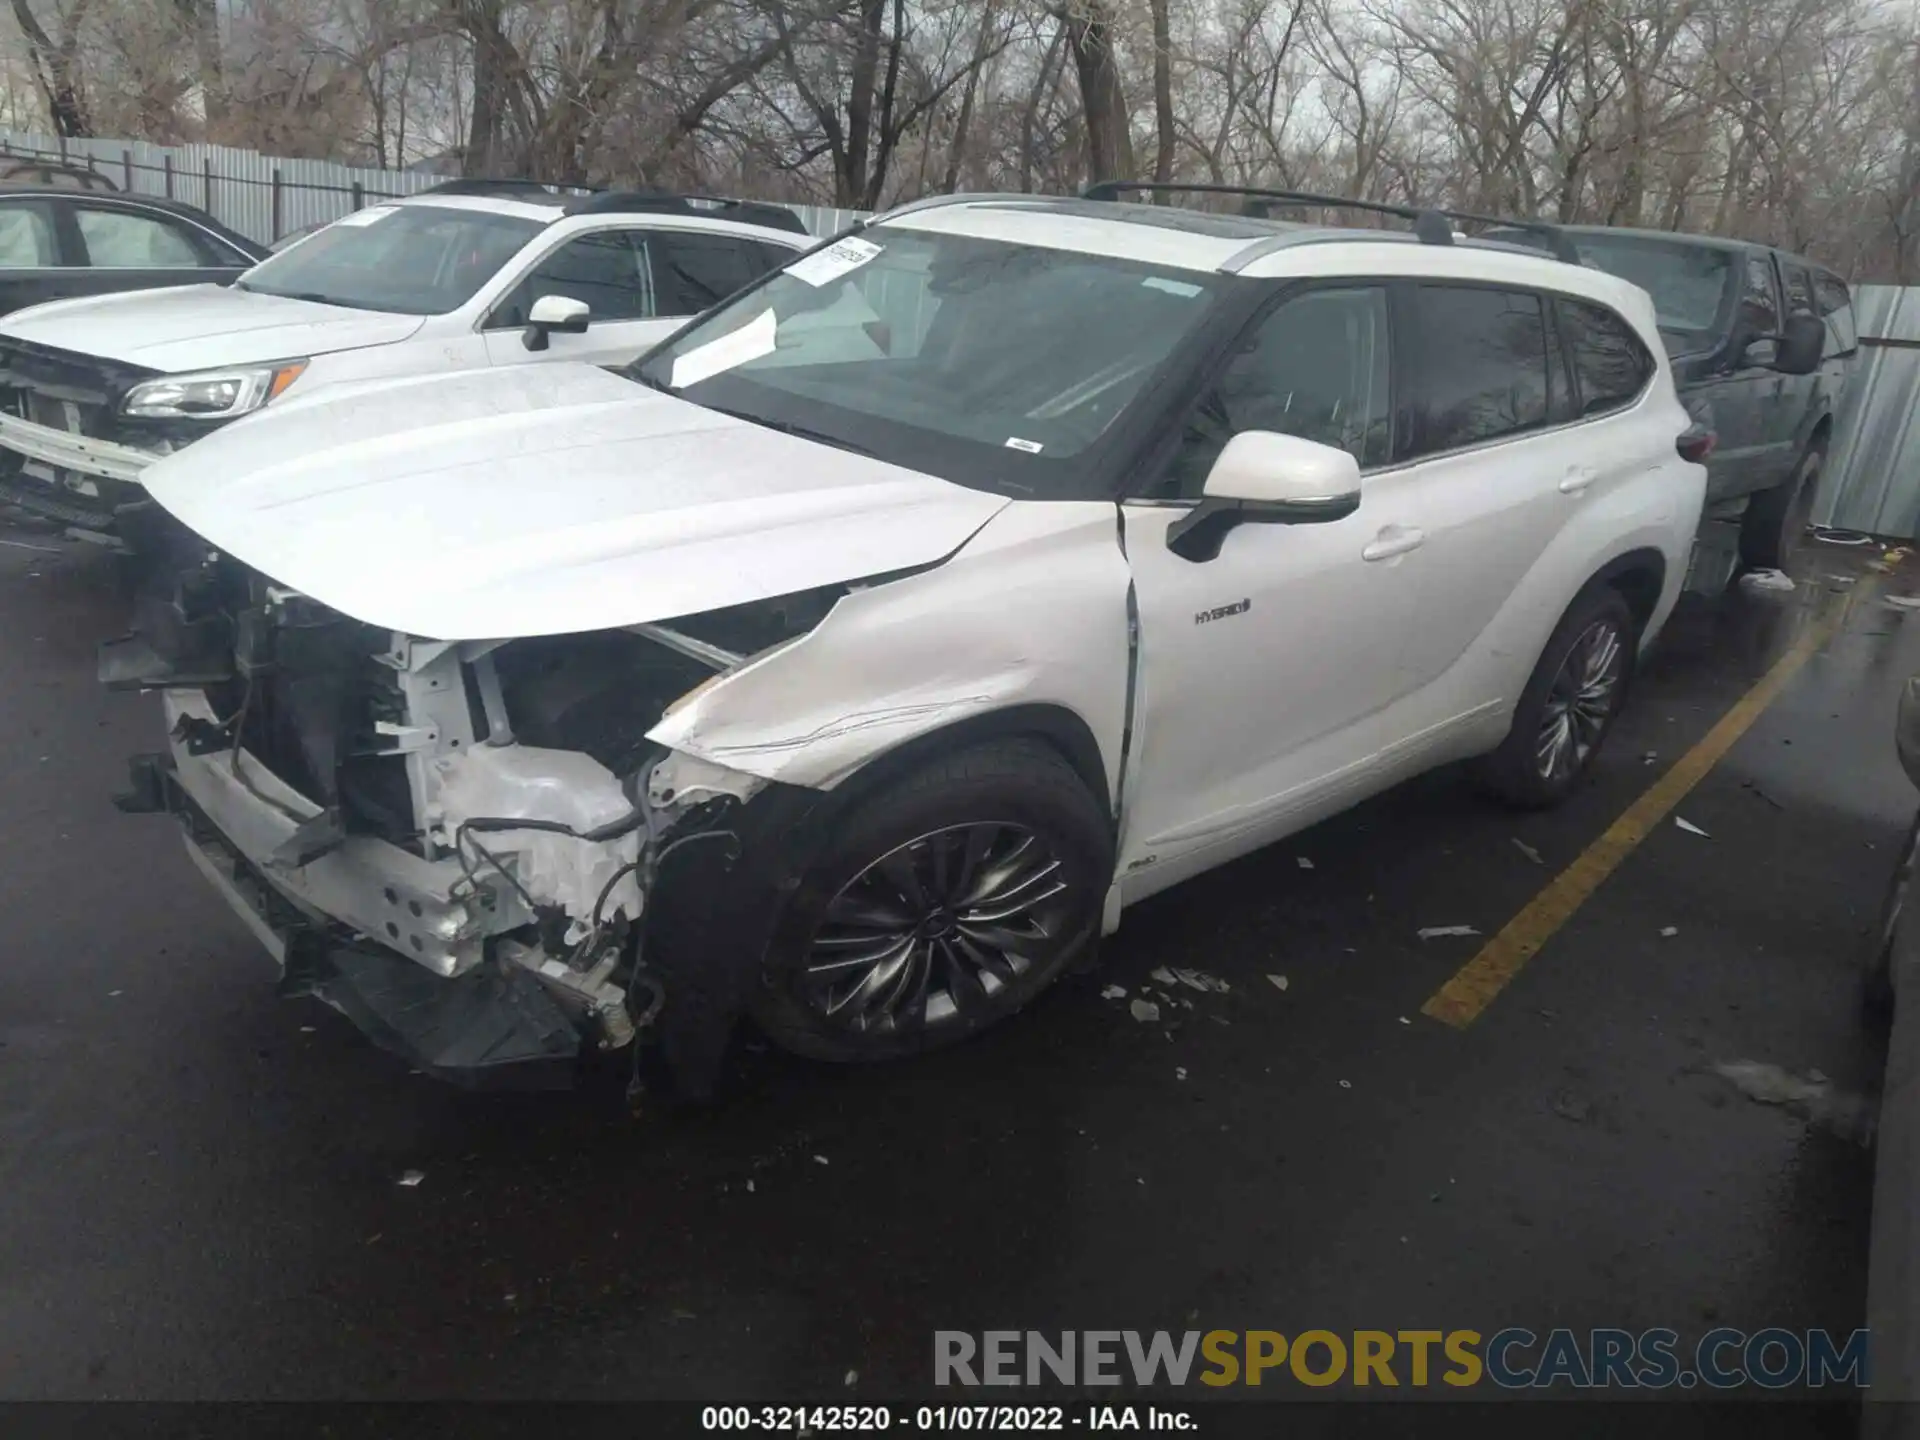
[[1703, 253, 1791, 500], [1393, 282, 1617, 701]]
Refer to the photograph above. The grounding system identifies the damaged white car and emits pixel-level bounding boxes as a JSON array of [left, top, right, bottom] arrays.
[[105, 187, 1706, 1094]]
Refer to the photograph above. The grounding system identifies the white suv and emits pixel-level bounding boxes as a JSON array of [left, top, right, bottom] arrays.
[[105, 187, 1705, 1094], [0, 181, 811, 537]]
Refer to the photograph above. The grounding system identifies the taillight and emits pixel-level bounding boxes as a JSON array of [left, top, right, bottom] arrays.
[[1677, 426, 1717, 464]]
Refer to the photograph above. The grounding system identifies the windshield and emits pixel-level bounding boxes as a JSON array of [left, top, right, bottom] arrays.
[[1570, 235, 1734, 351], [630, 228, 1225, 496], [238, 204, 543, 314]]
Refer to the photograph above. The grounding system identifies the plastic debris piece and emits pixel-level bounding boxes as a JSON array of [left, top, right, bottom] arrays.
[[1129, 998, 1161, 1023], [1739, 567, 1796, 592], [745, 1179, 755, 1193], [1552, 1090, 1592, 1123], [107, 989, 123, 998], [845, 1371, 858, 1388], [1168, 966, 1231, 994], [1296, 856, 1315, 870], [1512, 838, 1544, 865], [1675, 817, 1710, 837], [1150, 966, 1177, 986], [1398, 1016, 1411, 1025], [397, 1170, 425, 1188], [812, 1154, 830, 1166], [1418, 925, 1480, 940], [1267, 974, 1289, 992], [1100, 984, 1127, 1000], [1660, 926, 1679, 938], [1338, 1079, 1352, 1089], [1643, 751, 1658, 765], [1175, 1067, 1188, 1081], [1885, 594, 1920, 611]]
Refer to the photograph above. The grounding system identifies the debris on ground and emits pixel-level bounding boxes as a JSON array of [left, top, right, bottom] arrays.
[[746, 1179, 755, 1193], [1711, 1060, 1876, 1145], [845, 1371, 858, 1387], [1175, 1067, 1188, 1081], [1739, 568, 1797, 593], [1512, 838, 1544, 866], [1813, 527, 1873, 546], [812, 1154, 830, 1166], [1168, 967, 1231, 994], [1660, 926, 1679, 938], [396, 1170, 425, 1188], [1740, 779, 1786, 809], [1418, 925, 1480, 940], [1129, 998, 1161, 1023], [1675, 816, 1710, 837], [1100, 984, 1127, 1000], [1267, 974, 1289, 992], [1643, 751, 1658, 765], [1296, 856, 1315, 870], [1339, 1079, 1352, 1089], [0, 537, 59, 553], [1551, 1090, 1592, 1123], [1398, 1016, 1411, 1025], [1885, 594, 1920, 612], [1150, 966, 1178, 986]]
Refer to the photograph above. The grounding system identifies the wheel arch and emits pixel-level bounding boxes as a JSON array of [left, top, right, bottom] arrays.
[[1587, 546, 1667, 637]]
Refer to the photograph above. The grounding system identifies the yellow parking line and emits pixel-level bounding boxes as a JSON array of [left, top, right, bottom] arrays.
[[1421, 588, 1860, 1028]]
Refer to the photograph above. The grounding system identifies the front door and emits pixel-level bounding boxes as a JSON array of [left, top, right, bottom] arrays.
[[1700, 253, 1790, 502], [1119, 285, 1424, 882]]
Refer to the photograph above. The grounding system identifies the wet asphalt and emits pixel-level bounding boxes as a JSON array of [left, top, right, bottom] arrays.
[[0, 524, 1912, 1416]]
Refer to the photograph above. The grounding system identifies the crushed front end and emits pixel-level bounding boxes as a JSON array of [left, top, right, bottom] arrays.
[[104, 534, 770, 1090]]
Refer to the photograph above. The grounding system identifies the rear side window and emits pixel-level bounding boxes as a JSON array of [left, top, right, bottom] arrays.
[[1814, 271, 1858, 358], [74, 205, 207, 267], [650, 232, 772, 315], [1782, 262, 1816, 317], [1406, 285, 1550, 456], [1554, 298, 1653, 417], [1816, 273, 1852, 317], [0, 201, 56, 266]]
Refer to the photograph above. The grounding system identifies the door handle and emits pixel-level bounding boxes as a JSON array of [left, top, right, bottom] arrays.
[[1362, 525, 1426, 561], [1559, 466, 1598, 494]]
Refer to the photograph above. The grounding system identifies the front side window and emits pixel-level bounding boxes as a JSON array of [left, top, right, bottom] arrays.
[[1555, 298, 1653, 417], [488, 230, 651, 329], [1741, 255, 1781, 336], [1406, 286, 1551, 456], [1163, 287, 1390, 496], [632, 228, 1226, 497], [75, 206, 205, 267], [0, 201, 56, 267], [651, 232, 778, 315], [237, 203, 542, 314], [1783, 262, 1816, 317]]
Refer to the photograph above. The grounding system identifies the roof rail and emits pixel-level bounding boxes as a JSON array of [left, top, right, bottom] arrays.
[[1081, 181, 1585, 265], [1083, 181, 1457, 248], [567, 189, 809, 234], [415, 178, 577, 200]]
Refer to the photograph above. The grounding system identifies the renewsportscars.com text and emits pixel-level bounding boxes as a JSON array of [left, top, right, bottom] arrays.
[[934, 1328, 1870, 1390]]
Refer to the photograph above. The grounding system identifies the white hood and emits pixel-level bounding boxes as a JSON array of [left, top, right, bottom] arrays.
[[142, 362, 1011, 641], [0, 285, 427, 371]]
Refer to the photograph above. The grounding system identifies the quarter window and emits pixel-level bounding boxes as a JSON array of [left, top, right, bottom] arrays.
[[1406, 285, 1550, 456], [75, 206, 206, 267], [0, 202, 56, 266], [1815, 273, 1852, 317], [1782, 263, 1815, 317], [1163, 286, 1391, 496], [1554, 298, 1653, 417]]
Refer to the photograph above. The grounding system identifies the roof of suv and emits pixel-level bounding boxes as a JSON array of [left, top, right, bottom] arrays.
[[391, 181, 812, 236]]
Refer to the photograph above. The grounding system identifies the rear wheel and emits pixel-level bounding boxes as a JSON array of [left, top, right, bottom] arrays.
[[1473, 587, 1636, 809], [1740, 444, 1823, 572], [749, 739, 1110, 1062]]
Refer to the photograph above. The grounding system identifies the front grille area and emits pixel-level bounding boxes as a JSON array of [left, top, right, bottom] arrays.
[[0, 337, 155, 438]]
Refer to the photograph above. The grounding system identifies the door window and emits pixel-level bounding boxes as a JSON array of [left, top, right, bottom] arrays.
[[1163, 286, 1391, 496], [1815, 271, 1858, 357], [488, 230, 652, 329], [1740, 255, 1781, 336], [74, 206, 206, 267], [650, 231, 775, 315], [1782, 262, 1816, 317], [1554, 298, 1653, 417], [1405, 285, 1551, 456], [0, 202, 56, 266]]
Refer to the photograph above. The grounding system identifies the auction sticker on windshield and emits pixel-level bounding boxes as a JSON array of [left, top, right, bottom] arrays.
[[333, 206, 399, 227], [786, 236, 883, 288]]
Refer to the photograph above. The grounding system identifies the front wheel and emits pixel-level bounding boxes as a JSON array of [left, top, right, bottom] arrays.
[[1472, 587, 1636, 809], [749, 739, 1111, 1062], [1740, 445, 1823, 572]]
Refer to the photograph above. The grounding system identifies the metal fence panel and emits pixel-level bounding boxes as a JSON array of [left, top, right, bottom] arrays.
[[1818, 285, 1920, 538], [0, 128, 860, 243]]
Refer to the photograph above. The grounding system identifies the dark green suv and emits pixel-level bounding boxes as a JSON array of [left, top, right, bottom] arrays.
[[1491, 225, 1859, 569]]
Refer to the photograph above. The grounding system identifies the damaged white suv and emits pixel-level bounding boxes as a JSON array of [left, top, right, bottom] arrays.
[[106, 186, 1706, 1095]]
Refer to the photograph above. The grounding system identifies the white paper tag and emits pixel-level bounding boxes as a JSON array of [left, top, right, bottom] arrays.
[[1004, 437, 1044, 453], [1142, 276, 1203, 298], [785, 236, 883, 288], [333, 205, 398, 228], [670, 307, 778, 389]]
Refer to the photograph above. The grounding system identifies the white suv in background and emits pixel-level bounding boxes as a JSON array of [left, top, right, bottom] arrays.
[[105, 186, 1705, 1096], [0, 181, 813, 536]]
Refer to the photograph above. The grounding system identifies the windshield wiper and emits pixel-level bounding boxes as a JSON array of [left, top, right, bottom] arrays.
[[677, 398, 878, 458]]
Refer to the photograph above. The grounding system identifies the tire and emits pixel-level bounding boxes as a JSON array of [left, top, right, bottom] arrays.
[[1740, 443, 1824, 572], [1472, 586, 1637, 809], [748, 739, 1111, 1063], [1865, 811, 1920, 1019]]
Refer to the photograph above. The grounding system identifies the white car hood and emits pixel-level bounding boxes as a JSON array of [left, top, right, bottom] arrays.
[[142, 362, 1012, 641], [0, 285, 426, 371]]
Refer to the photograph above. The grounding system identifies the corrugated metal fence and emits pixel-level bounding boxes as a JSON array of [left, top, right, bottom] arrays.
[[1820, 285, 1920, 539], [0, 129, 863, 243]]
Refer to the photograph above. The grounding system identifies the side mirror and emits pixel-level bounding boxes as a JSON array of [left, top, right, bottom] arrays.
[[1772, 313, 1825, 376], [1168, 431, 1362, 562], [523, 294, 591, 352]]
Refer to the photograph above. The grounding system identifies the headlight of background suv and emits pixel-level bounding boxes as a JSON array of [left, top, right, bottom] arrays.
[[120, 360, 308, 420]]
